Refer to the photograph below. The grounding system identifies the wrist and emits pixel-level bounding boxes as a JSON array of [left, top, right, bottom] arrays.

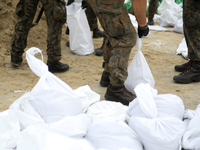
[[138, 24, 148, 30]]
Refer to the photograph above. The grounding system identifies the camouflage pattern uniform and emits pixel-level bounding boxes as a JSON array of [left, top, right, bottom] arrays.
[[183, 0, 200, 61], [85, 4, 98, 31], [148, 0, 158, 20], [11, 0, 66, 61], [87, 0, 137, 86]]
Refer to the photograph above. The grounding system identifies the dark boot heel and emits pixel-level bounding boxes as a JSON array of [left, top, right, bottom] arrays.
[[194, 76, 200, 82]]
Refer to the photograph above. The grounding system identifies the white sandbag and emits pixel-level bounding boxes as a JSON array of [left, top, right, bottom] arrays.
[[184, 104, 200, 120], [125, 36, 155, 95], [0, 109, 20, 149], [85, 119, 143, 150], [128, 92, 185, 120], [86, 101, 128, 122], [154, 94, 185, 119], [157, 0, 174, 15], [9, 92, 44, 130], [128, 83, 185, 150], [176, 38, 188, 59], [26, 47, 82, 124], [182, 116, 200, 150], [170, 2, 183, 19], [159, 9, 178, 27], [183, 104, 200, 132], [74, 85, 100, 112], [16, 124, 95, 150], [48, 113, 93, 138], [67, 2, 94, 55], [129, 116, 185, 150], [173, 18, 183, 34]]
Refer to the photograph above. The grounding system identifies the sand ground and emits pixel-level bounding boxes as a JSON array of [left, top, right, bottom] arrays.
[[0, 1, 199, 111]]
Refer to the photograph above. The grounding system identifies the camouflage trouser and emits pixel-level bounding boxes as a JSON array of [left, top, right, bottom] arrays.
[[183, 0, 200, 61], [85, 4, 98, 31], [88, 0, 136, 86], [148, 0, 158, 20], [11, 0, 66, 61]]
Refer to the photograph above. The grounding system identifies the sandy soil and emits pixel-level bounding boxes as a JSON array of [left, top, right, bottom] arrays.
[[0, 0, 199, 111]]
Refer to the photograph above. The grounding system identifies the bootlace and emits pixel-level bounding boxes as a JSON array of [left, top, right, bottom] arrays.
[[181, 67, 192, 75], [181, 63, 197, 75]]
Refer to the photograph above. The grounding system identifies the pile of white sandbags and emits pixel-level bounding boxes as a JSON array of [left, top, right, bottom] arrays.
[[1, 47, 200, 150]]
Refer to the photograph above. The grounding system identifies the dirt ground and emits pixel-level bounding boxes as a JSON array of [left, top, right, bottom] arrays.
[[0, 0, 199, 112]]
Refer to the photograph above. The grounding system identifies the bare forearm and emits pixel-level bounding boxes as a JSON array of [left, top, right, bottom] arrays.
[[131, 0, 147, 27]]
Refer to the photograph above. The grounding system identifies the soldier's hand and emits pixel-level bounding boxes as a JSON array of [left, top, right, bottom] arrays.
[[81, 1, 88, 9], [67, 0, 74, 5], [138, 24, 149, 38]]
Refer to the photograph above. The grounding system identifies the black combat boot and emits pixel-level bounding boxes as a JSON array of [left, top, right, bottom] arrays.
[[66, 41, 70, 47], [93, 27, 105, 38], [173, 61, 200, 84], [105, 83, 136, 106], [47, 60, 69, 73], [11, 53, 23, 67], [100, 71, 110, 87], [174, 60, 193, 72], [95, 46, 103, 56], [147, 18, 154, 25]]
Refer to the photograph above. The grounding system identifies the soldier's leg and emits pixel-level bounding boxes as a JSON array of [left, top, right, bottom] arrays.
[[147, 0, 158, 25], [86, 3, 104, 38], [183, 0, 200, 61], [90, 0, 137, 105], [99, 15, 136, 86], [10, 0, 39, 66], [88, 0, 136, 85], [173, 0, 200, 83], [41, 0, 69, 73], [85, 4, 97, 31]]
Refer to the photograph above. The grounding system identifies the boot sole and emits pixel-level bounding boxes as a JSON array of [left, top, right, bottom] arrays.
[[11, 62, 22, 67], [173, 76, 200, 84], [49, 67, 69, 73], [11, 63, 20, 67], [104, 94, 129, 106]]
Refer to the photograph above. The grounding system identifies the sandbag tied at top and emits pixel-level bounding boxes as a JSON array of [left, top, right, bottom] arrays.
[[125, 36, 155, 95], [128, 83, 185, 150], [26, 47, 82, 124]]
